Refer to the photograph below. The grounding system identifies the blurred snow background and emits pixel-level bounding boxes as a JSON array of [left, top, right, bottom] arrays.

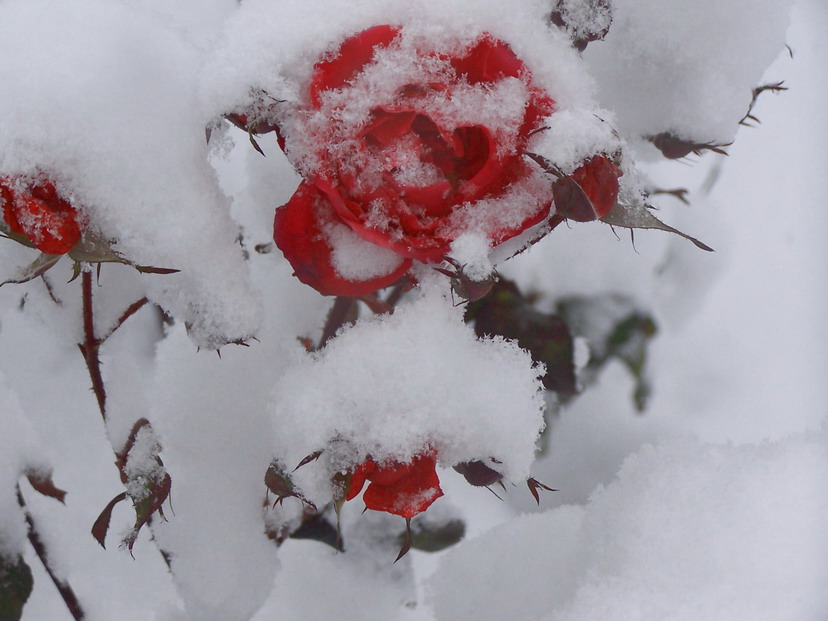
[[0, 0, 825, 619]]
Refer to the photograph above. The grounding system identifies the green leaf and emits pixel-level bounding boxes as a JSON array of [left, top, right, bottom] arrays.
[[0, 253, 61, 287], [408, 518, 465, 553], [557, 294, 657, 412], [468, 279, 577, 397], [0, 555, 34, 621], [601, 200, 713, 252]]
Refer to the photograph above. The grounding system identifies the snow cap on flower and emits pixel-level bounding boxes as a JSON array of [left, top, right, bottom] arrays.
[[270, 282, 546, 506]]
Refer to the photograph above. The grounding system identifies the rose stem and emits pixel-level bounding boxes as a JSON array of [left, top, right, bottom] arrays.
[[385, 283, 406, 310], [77, 269, 171, 568], [318, 296, 357, 349], [78, 271, 149, 418], [17, 487, 86, 620], [78, 271, 107, 420]]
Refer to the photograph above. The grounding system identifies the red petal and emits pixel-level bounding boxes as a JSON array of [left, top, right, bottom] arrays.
[[310, 25, 401, 108], [361, 453, 443, 518], [361, 110, 418, 146], [314, 176, 449, 263], [520, 88, 556, 138], [346, 460, 376, 500], [1, 181, 20, 232], [571, 156, 621, 219], [450, 36, 525, 84], [365, 460, 412, 487], [1, 180, 80, 254], [273, 182, 411, 296]]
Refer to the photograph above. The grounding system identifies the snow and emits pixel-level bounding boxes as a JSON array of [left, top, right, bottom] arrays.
[[584, 0, 794, 145], [533, 109, 622, 173], [324, 219, 406, 282], [270, 281, 546, 503], [1, 0, 826, 619], [430, 431, 828, 621], [0, 0, 261, 348], [0, 371, 48, 559]]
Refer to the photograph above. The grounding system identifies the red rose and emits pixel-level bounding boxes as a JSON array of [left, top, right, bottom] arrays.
[[1, 178, 81, 255], [273, 26, 560, 297], [346, 451, 443, 519]]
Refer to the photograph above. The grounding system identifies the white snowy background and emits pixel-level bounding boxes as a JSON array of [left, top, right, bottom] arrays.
[[0, 0, 826, 619]]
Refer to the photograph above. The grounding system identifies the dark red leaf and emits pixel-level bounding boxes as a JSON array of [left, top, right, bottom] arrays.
[[25, 472, 67, 504], [293, 450, 323, 472], [527, 477, 557, 505], [91, 492, 128, 549]]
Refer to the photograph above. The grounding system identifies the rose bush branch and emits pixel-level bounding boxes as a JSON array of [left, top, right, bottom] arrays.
[[16, 487, 85, 621], [76, 269, 172, 559]]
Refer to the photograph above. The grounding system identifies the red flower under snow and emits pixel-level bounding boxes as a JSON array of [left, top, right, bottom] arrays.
[[272, 25, 620, 297], [1, 178, 81, 254], [346, 451, 443, 519]]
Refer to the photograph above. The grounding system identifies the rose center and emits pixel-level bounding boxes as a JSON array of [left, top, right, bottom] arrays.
[[362, 110, 490, 192]]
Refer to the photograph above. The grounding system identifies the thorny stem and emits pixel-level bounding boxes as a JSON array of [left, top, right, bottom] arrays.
[[101, 296, 149, 342], [79, 271, 106, 420], [78, 273, 150, 419], [17, 487, 86, 621], [76, 269, 172, 568]]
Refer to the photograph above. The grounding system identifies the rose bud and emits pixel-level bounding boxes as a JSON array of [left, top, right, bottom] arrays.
[[453, 460, 503, 487]]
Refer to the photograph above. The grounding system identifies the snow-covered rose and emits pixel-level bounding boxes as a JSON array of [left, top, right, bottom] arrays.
[[1, 178, 81, 255], [273, 26, 613, 296]]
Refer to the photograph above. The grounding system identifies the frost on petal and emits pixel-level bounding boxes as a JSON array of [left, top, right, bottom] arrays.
[[274, 182, 411, 296]]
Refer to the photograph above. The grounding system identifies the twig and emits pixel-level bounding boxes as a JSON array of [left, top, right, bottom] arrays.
[[17, 487, 85, 620], [76, 269, 172, 565], [101, 297, 149, 342]]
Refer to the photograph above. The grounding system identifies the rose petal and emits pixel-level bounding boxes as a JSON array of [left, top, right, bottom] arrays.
[[450, 36, 525, 84], [346, 460, 376, 501], [521, 88, 556, 138], [360, 453, 443, 518], [361, 110, 418, 146], [571, 156, 622, 219], [1, 179, 81, 254], [273, 182, 411, 296], [314, 176, 449, 263], [309, 25, 401, 108]]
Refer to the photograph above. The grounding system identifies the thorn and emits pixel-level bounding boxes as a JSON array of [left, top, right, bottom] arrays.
[[484, 485, 503, 501], [249, 133, 266, 157], [216, 349, 221, 359]]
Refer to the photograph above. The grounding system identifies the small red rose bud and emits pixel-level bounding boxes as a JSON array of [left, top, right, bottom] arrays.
[[551, 0, 613, 52], [553, 155, 621, 222], [1, 178, 81, 254]]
